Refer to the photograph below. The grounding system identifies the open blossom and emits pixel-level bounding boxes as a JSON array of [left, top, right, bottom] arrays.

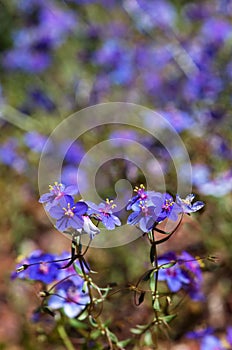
[[49, 197, 88, 231], [12, 250, 59, 284], [127, 184, 155, 210], [127, 199, 161, 232], [48, 276, 90, 318], [151, 192, 181, 222], [87, 199, 121, 230], [176, 194, 205, 213], [39, 182, 78, 211], [158, 251, 203, 299]]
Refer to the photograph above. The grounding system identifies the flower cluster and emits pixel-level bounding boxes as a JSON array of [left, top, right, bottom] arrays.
[[127, 184, 204, 233], [12, 250, 90, 318], [39, 182, 121, 238]]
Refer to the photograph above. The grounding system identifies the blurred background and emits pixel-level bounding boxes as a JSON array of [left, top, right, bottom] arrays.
[[0, 0, 232, 349]]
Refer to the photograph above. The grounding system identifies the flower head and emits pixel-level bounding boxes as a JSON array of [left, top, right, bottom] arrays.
[[152, 192, 181, 223], [87, 199, 121, 230], [39, 182, 78, 211], [176, 194, 205, 214], [127, 184, 155, 210], [49, 197, 88, 231], [12, 250, 59, 284], [127, 199, 159, 232], [48, 277, 90, 318]]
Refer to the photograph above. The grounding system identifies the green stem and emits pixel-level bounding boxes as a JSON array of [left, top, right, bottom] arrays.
[[57, 324, 75, 350]]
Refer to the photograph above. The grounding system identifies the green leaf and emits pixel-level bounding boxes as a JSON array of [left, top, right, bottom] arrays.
[[144, 331, 153, 346], [117, 338, 132, 347], [89, 316, 98, 328], [78, 309, 88, 321], [159, 314, 177, 323], [160, 261, 176, 269], [73, 262, 83, 276], [130, 328, 143, 335], [153, 297, 161, 312], [91, 329, 101, 340], [68, 318, 88, 329], [107, 330, 118, 343]]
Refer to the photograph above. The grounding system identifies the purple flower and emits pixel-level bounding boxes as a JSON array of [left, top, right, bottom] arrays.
[[187, 328, 224, 350], [39, 182, 78, 211], [127, 184, 155, 210], [158, 252, 190, 293], [87, 199, 121, 230], [178, 251, 203, 301], [226, 326, 232, 346], [48, 277, 90, 318], [176, 194, 205, 214], [0, 138, 27, 173], [158, 251, 203, 299], [198, 170, 232, 197], [151, 193, 181, 223], [127, 199, 160, 232], [24, 131, 47, 152], [12, 250, 59, 284], [49, 197, 88, 231]]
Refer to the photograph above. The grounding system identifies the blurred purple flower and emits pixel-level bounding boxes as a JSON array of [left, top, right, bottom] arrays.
[[48, 277, 90, 318], [0, 138, 27, 173], [87, 199, 121, 230], [158, 251, 203, 299], [12, 250, 59, 284], [158, 252, 190, 293], [24, 131, 47, 153], [198, 170, 232, 197], [49, 197, 88, 231], [187, 328, 224, 350]]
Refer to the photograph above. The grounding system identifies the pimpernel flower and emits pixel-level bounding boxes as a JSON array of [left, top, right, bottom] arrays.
[[127, 199, 161, 232], [87, 199, 121, 230], [127, 184, 155, 210], [176, 194, 205, 214], [49, 197, 88, 231], [151, 192, 181, 223], [158, 252, 190, 293], [48, 276, 90, 318], [12, 250, 59, 284], [158, 251, 203, 298], [39, 182, 78, 211]]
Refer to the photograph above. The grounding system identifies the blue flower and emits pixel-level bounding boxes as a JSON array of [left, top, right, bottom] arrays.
[[187, 328, 224, 350], [24, 131, 47, 153], [158, 251, 203, 298], [39, 182, 78, 211], [127, 199, 161, 232], [87, 199, 121, 230], [158, 252, 190, 293], [48, 277, 90, 318], [127, 184, 155, 210], [49, 197, 88, 231], [176, 194, 205, 214], [151, 193, 181, 223], [12, 250, 59, 284]]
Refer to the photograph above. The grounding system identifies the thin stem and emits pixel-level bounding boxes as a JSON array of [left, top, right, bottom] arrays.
[[57, 324, 75, 350]]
